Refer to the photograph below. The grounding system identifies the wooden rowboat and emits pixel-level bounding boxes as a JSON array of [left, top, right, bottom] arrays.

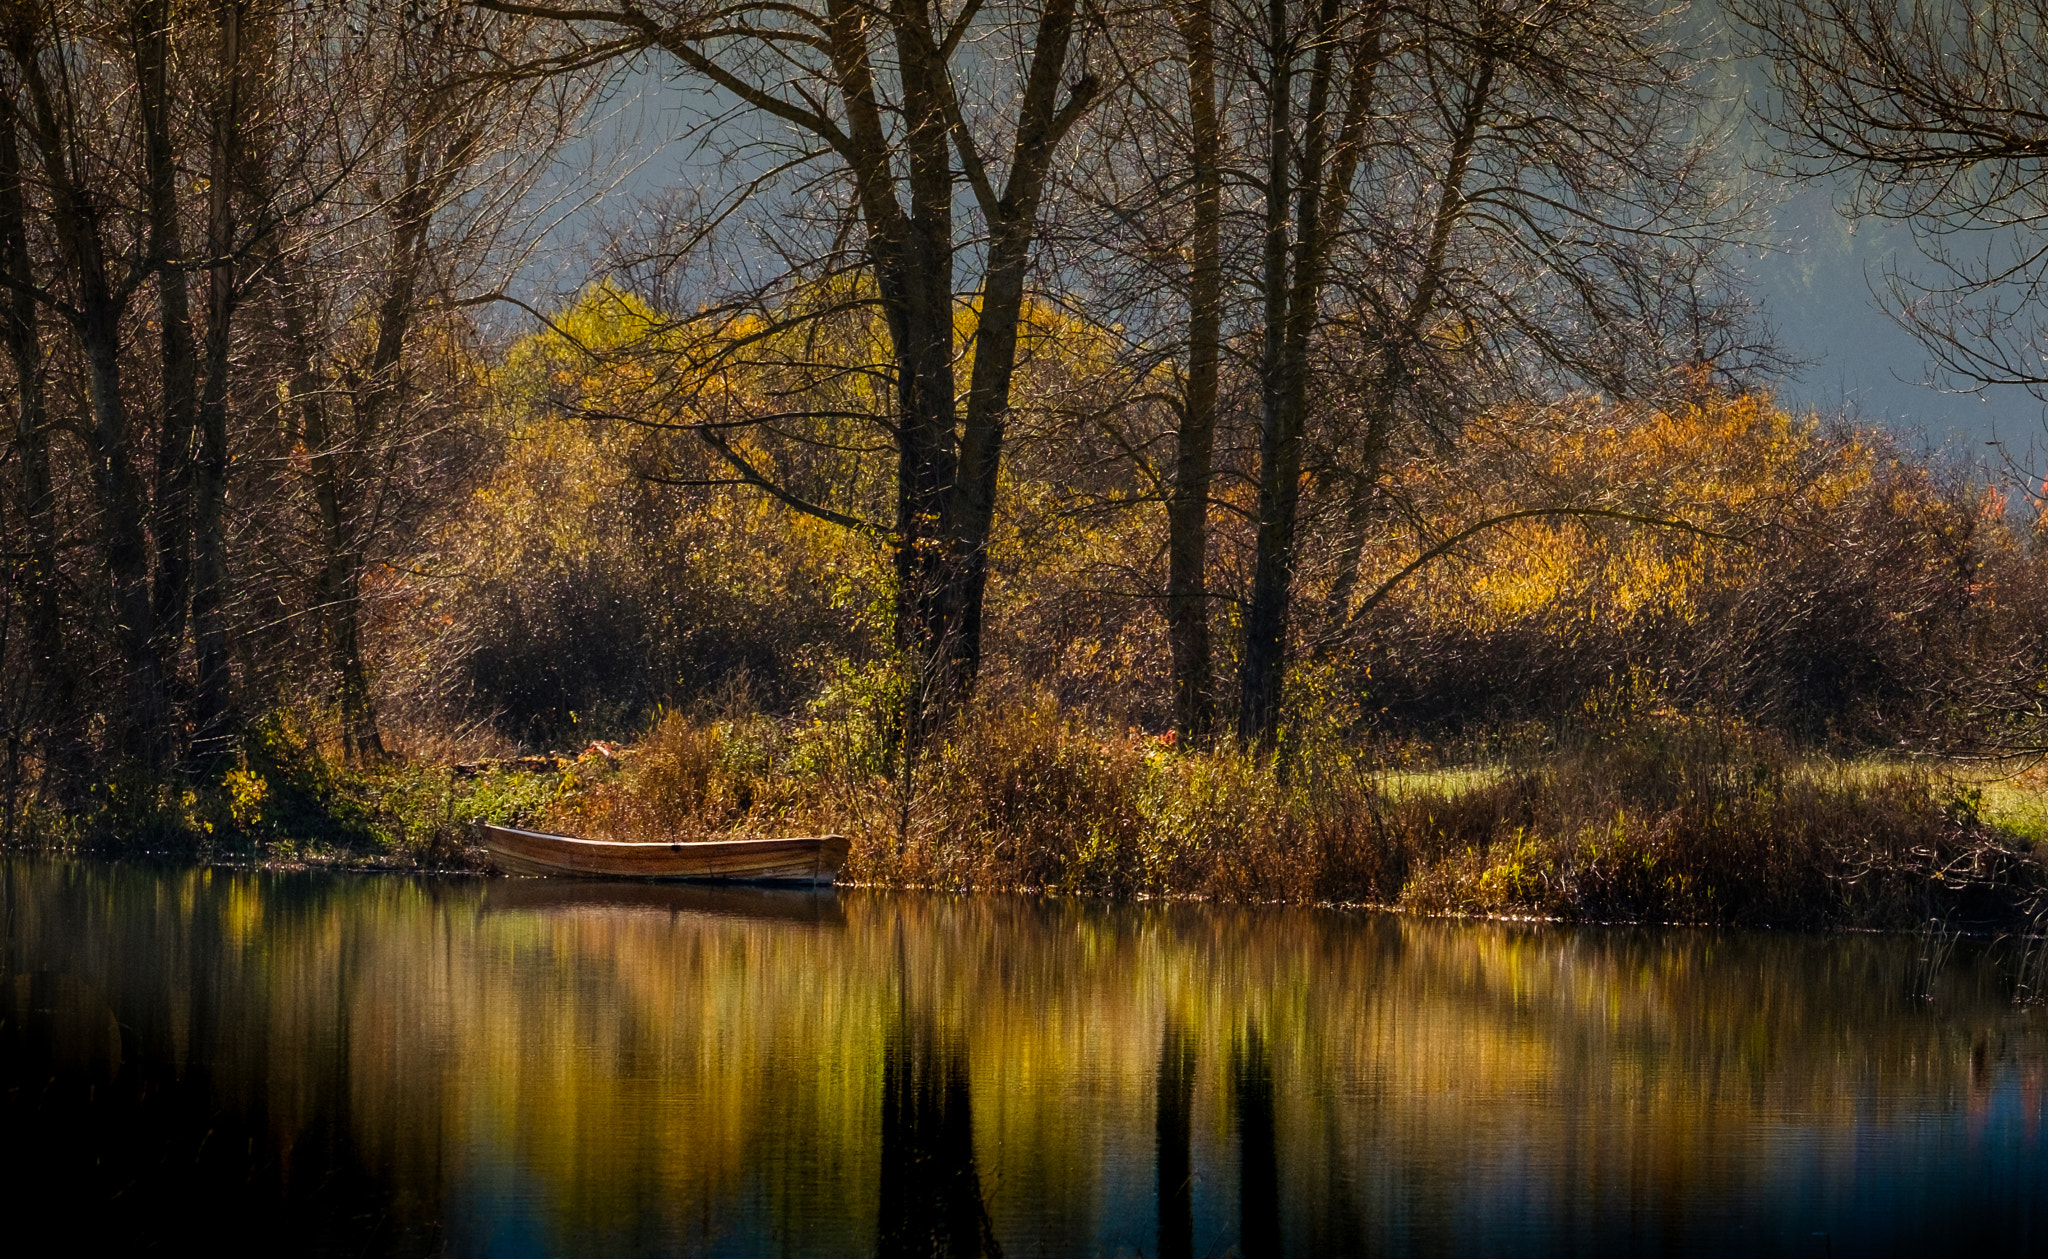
[[477, 822, 851, 885]]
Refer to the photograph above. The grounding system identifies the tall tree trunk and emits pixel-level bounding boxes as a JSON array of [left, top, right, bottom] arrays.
[[1167, 0, 1224, 742], [138, 0, 199, 723], [944, 0, 1090, 704], [811, 0, 956, 747], [886, 68, 960, 741], [302, 337, 382, 763], [192, 278, 232, 757], [1237, 0, 1383, 749], [191, 0, 249, 761], [1319, 56, 1489, 639], [15, 20, 171, 767], [83, 300, 171, 767], [835, 1, 969, 736], [299, 355, 381, 764], [269, 241, 381, 763], [0, 99, 77, 793], [325, 205, 440, 766], [1239, 0, 1340, 749]]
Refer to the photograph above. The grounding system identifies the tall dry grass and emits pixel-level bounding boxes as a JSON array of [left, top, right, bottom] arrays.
[[541, 697, 2048, 929]]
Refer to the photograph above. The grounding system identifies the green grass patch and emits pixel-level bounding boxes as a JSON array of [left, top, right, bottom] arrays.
[[1972, 780, 2048, 849]]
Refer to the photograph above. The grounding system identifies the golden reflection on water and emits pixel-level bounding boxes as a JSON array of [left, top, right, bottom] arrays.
[[1, 857, 2044, 1255]]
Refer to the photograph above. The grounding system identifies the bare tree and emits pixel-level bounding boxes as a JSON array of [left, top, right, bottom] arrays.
[[252, 5, 591, 761], [1733, 0, 2048, 394], [0, 0, 360, 774], [477, 0, 1103, 732], [0, 0, 590, 795], [0, 3, 181, 768], [1058, 0, 1760, 750], [1232, 0, 1385, 749], [1167, 0, 1227, 741], [190, 0, 259, 755], [0, 54, 72, 790]]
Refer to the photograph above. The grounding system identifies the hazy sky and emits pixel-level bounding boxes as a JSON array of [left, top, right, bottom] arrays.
[[1747, 181, 2046, 457], [570, 37, 2048, 464]]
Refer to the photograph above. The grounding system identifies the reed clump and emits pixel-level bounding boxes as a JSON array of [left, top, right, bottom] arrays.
[[550, 708, 807, 843], [1393, 723, 2032, 926], [553, 696, 2048, 928]]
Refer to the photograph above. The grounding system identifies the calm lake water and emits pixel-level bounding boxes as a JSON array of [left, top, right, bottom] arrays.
[[1, 857, 2044, 1256]]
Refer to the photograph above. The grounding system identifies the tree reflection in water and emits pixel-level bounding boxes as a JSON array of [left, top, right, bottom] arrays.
[[1157, 1017, 1196, 1259], [878, 1013, 1001, 1257], [0, 965, 440, 1255], [1235, 1022, 1283, 1258], [4, 859, 2047, 1255]]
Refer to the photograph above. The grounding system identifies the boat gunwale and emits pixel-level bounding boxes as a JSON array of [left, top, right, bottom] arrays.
[[477, 823, 851, 885], [478, 823, 849, 856]]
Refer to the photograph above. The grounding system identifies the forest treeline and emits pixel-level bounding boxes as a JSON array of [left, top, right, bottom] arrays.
[[1, 0, 2046, 869]]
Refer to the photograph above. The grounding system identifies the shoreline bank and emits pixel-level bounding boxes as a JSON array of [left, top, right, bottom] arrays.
[[12, 710, 2048, 932]]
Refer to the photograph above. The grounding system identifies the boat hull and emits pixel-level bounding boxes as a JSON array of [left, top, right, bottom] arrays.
[[478, 823, 851, 885]]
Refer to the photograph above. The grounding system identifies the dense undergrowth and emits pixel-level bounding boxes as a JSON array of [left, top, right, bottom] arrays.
[[578, 698, 2047, 930], [59, 695, 2039, 932]]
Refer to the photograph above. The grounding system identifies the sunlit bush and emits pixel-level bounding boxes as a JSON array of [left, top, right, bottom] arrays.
[[1331, 391, 2048, 748], [373, 289, 889, 750]]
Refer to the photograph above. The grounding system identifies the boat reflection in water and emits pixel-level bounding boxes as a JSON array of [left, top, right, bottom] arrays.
[[482, 876, 850, 926], [2, 856, 2046, 1255]]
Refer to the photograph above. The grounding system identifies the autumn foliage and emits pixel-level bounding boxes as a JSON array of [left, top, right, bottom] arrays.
[[376, 298, 2046, 763]]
